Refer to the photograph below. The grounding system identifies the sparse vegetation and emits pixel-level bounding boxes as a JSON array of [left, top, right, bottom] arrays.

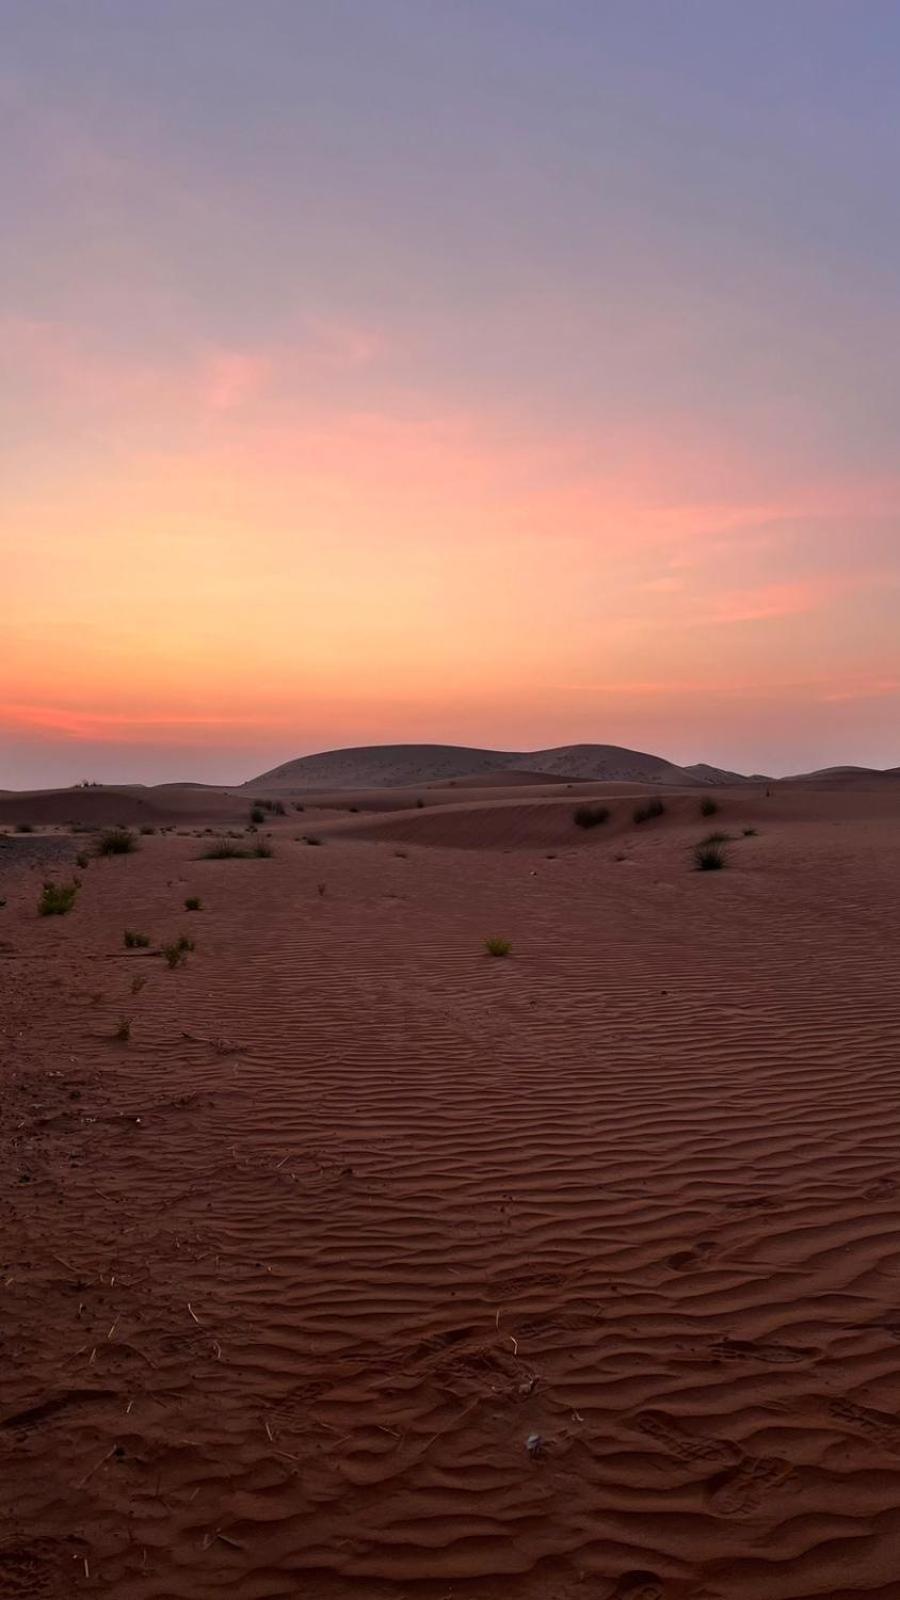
[[252, 839, 274, 858], [123, 929, 151, 948], [184, 896, 202, 910], [39, 880, 78, 916], [633, 797, 666, 824], [249, 806, 266, 825], [114, 1016, 132, 1042], [130, 974, 147, 995], [202, 841, 248, 858], [700, 831, 732, 845], [15, 822, 34, 833], [693, 839, 728, 871], [485, 936, 512, 958], [743, 827, 758, 837], [415, 798, 425, 809], [293, 802, 305, 812], [163, 934, 195, 969], [317, 881, 326, 896], [700, 797, 719, 817], [96, 827, 137, 856], [574, 804, 610, 829], [304, 835, 322, 846], [139, 825, 156, 835], [76, 851, 90, 870]]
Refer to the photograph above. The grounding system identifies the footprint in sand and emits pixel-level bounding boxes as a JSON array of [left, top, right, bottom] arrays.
[[632, 1409, 738, 1465], [711, 1336, 817, 1365], [704, 1454, 793, 1516], [665, 1240, 716, 1271], [611, 1572, 665, 1600]]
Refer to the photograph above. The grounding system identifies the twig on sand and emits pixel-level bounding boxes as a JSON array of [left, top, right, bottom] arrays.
[[77, 1446, 116, 1488], [187, 1301, 201, 1325]]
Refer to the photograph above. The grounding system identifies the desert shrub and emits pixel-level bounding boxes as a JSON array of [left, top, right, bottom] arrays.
[[252, 839, 274, 858], [304, 835, 322, 846], [96, 827, 137, 856], [15, 822, 34, 833], [633, 798, 665, 824], [39, 880, 78, 916], [273, 800, 286, 816], [202, 841, 248, 859], [743, 827, 758, 837], [123, 929, 151, 948], [250, 806, 265, 825], [700, 831, 732, 845], [485, 936, 512, 958], [415, 798, 425, 809], [115, 1016, 132, 1041], [76, 851, 90, 870], [139, 825, 156, 835], [693, 840, 728, 872], [163, 934, 195, 968], [700, 797, 718, 817], [130, 974, 147, 995], [293, 802, 305, 812], [574, 804, 610, 829], [184, 896, 202, 910]]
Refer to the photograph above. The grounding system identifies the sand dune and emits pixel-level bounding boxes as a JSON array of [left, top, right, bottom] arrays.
[[246, 741, 754, 790], [2, 782, 900, 1598]]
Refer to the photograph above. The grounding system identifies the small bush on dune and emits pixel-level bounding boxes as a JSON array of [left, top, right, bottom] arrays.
[[96, 827, 137, 856], [203, 841, 248, 859], [115, 1016, 132, 1042], [693, 840, 728, 872], [304, 835, 322, 846], [163, 934, 195, 969], [701, 831, 732, 845], [15, 822, 34, 833], [743, 827, 758, 837], [184, 896, 202, 910], [700, 797, 718, 817], [249, 806, 265, 826], [130, 974, 147, 995], [252, 839, 274, 858], [39, 880, 78, 916], [415, 798, 425, 809], [272, 800, 286, 816], [76, 851, 90, 870], [633, 797, 665, 825], [574, 804, 610, 830], [123, 929, 151, 948], [485, 936, 512, 958], [139, 825, 156, 835], [293, 802, 305, 812]]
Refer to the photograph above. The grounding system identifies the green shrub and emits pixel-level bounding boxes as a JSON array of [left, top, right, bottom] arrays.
[[485, 936, 512, 958], [39, 880, 78, 916], [123, 929, 151, 948], [96, 827, 137, 856], [700, 797, 718, 817], [574, 804, 610, 829], [693, 840, 728, 872], [633, 797, 665, 824]]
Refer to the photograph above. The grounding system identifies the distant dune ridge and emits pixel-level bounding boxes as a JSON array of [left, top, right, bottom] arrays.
[[245, 742, 766, 791]]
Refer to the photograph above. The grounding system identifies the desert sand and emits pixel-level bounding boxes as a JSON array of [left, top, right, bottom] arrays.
[[2, 775, 900, 1599]]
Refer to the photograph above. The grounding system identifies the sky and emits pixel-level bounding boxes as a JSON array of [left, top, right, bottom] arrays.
[[3, 0, 899, 787]]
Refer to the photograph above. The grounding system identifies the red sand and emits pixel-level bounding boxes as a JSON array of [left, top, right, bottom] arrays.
[[2, 784, 900, 1599]]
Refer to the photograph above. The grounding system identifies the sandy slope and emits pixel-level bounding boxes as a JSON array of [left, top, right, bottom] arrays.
[[2, 786, 900, 1599]]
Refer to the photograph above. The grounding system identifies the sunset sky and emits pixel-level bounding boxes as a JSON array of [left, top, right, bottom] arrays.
[[4, 1, 899, 786]]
